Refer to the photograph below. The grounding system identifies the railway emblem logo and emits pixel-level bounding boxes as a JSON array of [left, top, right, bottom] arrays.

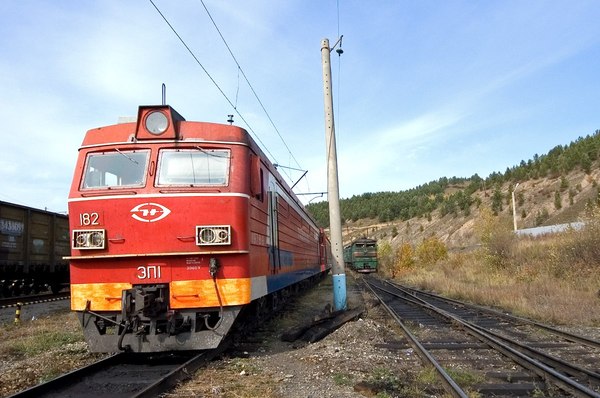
[[130, 203, 171, 223]]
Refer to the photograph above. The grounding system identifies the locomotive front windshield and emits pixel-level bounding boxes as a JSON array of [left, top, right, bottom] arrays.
[[156, 148, 230, 186], [81, 150, 150, 189]]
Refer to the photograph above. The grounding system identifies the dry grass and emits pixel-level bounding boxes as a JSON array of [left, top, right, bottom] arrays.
[[0, 309, 106, 397], [0, 309, 83, 358], [396, 212, 600, 326], [402, 251, 600, 325], [163, 357, 277, 398]]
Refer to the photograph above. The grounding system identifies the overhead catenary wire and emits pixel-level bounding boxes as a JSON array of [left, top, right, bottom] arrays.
[[148, 0, 283, 175], [149, 0, 310, 185], [198, 0, 303, 173]]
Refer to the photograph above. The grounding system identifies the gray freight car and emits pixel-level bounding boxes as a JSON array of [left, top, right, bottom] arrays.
[[0, 201, 69, 296]]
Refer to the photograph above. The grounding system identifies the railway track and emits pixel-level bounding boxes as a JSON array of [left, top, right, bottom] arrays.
[[8, 346, 227, 398], [0, 291, 70, 309], [364, 275, 600, 397]]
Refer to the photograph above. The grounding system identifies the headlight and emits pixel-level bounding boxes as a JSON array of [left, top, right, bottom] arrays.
[[196, 225, 231, 246], [145, 111, 169, 135], [72, 229, 106, 250]]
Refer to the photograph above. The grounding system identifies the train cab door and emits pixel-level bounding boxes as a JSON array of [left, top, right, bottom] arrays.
[[267, 186, 280, 273]]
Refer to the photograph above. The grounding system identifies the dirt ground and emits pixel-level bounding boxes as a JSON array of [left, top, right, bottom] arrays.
[[163, 273, 437, 398]]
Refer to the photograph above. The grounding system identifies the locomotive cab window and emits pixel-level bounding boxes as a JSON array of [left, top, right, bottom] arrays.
[[81, 150, 150, 189], [156, 148, 230, 186]]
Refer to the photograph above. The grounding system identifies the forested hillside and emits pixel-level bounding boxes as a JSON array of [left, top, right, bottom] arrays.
[[307, 129, 600, 247]]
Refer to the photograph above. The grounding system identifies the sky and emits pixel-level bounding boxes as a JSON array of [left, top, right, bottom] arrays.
[[1, 1, 600, 213]]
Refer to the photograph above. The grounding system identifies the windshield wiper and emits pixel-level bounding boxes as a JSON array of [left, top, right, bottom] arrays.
[[115, 148, 139, 164], [195, 146, 229, 158]]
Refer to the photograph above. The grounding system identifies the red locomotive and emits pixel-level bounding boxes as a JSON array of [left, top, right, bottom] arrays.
[[67, 105, 330, 352]]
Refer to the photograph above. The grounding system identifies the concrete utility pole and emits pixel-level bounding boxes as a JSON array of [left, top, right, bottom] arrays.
[[321, 38, 346, 311], [512, 183, 520, 232]]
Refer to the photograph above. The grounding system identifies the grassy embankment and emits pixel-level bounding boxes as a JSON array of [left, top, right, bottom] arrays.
[[381, 207, 600, 326]]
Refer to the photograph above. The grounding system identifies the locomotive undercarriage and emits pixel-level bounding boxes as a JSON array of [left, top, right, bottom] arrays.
[[78, 272, 328, 352], [78, 283, 240, 352]]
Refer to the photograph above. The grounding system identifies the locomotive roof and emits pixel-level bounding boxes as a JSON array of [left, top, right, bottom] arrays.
[[81, 120, 254, 148], [79, 105, 266, 170], [75, 105, 311, 221]]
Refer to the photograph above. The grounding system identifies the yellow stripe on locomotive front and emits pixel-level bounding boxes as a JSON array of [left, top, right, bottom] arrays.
[[71, 283, 132, 311], [170, 278, 253, 308], [71, 278, 255, 311]]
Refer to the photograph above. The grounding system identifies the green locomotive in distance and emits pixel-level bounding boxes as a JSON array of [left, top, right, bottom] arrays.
[[343, 238, 378, 273]]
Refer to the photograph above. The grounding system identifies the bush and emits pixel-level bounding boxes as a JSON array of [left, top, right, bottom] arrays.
[[559, 209, 600, 268], [377, 241, 395, 277], [395, 243, 415, 272], [535, 208, 550, 226], [416, 237, 448, 265], [475, 206, 515, 267]]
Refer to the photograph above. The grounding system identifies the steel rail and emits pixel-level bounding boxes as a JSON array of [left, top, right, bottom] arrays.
[[133, 341, 231, 397], [471, 322, 600, 385], [7, 347, 224, 398], [7, 353, 124, 398], [363, 279, 469, 398], [390, 280, 600, 350], [370, 280, 600, 398], [0, 292, 70, 309]]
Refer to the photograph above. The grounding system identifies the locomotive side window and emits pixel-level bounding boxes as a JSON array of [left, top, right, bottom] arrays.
[[81, 150, 150, 189], [156, 148, 230, 186]]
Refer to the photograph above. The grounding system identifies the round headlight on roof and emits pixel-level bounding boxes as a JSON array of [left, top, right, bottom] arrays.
[[145, 111, 169, 135]]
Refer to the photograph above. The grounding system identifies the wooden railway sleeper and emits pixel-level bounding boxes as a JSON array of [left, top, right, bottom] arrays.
[[388, 280, 600, 350], [370, 281, 600, 398], [363, 280, 469, 398]]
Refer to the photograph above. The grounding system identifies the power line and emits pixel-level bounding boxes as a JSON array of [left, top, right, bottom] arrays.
[[198, 0, 303, 171], [148, 0, 282, 171]]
